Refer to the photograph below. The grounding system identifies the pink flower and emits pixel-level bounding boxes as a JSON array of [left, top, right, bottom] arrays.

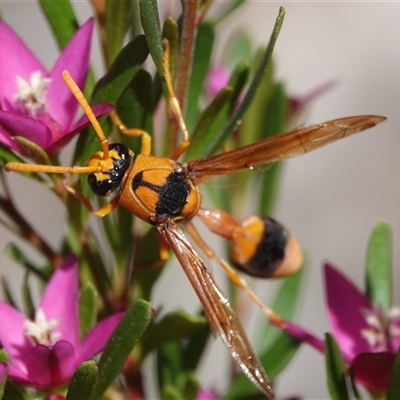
[[0, 19, 111, 155], [0, 255, 123, 389], [280, 263, 400, 394]]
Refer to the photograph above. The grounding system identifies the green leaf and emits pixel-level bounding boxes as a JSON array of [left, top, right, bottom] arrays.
[[365, 220, 392, 309], [38, 0, 79, 49], [258, 82, 289, 215], [387, 347, 400, 399], [206, 7, 285, 156], [13, 136, 51, 166], [182, 314, 211, 371], [141, 310, 208, 360], [139, 0, 163, 77], [0, 349, 10, 398], [185, 21, 215, 132], [1, 277, 18, 310], [324, 333, 349, 400], [22, 273, 35, 320], [92, 35, 149, 106], [259, 260, 306, 353], [92, 299, 151, 398], [105, 0, 134, 66], [66, 360, 98, 400], [79, 282, 98, 339], [4, 244, 48, 280], [185, 60, 249, 161]]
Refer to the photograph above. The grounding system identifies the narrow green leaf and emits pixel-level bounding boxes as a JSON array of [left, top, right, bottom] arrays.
[[206, 7, 285, 156], [105, 0, 134, 66], [157, 341, 184, 393], [22, 273, 35, 320], [92, 299, 152, 398], [365, 221, 392, 309], [141, 311, 208, 360], [324, 333, 349, 400], [0, 349, 10, 398], [185, 21, 215, 132], [387, 347, 400, 399], [13, 136, 51, 166], [92, 35, 149, 105], [162, 384, 185, 400], [38, 0, 78, 49], [259, 260, 306, 353], [185, 60, 249, 161], [183, 373, 200, 400], [66, 360, 98, 400], [79, 283, 98, 339], [4, 244, 48, 281], [139, 0, 163, 76], [258, 82, 289, 215], [182, 315, 211, 371], [1, 277, 18, 310]]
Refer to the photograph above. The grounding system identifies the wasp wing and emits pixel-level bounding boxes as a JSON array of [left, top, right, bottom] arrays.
[[158, 221, 274, 398], [186, 115, 385, 182]]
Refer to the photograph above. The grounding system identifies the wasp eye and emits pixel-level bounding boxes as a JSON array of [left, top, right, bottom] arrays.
[[88, 143, 132, 197]]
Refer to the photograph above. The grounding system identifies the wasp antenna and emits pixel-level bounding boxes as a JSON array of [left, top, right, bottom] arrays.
[[62, 70, 109, 159]]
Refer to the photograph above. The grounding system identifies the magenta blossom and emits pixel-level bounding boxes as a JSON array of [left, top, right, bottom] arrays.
[[280, 263, 400, 394], [0, 255, 123, 390], [0, 19, 112, 155]]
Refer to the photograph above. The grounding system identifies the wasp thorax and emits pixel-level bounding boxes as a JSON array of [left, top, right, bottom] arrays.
[[88, 143, 132, 197]]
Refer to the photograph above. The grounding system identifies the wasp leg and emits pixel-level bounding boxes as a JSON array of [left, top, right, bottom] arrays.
[[64, 182, 120, 218], [109, 111, 152, 156], [185, 220, 284, 327], [162, 40, 190, 161]]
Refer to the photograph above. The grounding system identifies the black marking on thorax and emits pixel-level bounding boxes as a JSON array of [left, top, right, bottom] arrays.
[[133, 170, 190, 217]]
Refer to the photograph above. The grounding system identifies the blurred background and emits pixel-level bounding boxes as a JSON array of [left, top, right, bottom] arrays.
[[0, 2, 399, 399]]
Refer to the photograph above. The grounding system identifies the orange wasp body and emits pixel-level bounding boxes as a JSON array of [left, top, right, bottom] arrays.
[[5, 59, 385, 397]]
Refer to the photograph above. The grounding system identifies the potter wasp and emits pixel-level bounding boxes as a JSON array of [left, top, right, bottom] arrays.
[[5, 43, 385, 397]]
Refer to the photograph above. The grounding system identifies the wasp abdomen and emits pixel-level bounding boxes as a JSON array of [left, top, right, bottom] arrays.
[[230, 216, 303, 278]]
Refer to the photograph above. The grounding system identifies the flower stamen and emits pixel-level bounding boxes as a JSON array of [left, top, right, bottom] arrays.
[[361, 307, 400, 352], [24, 308, 60, 346], [14, 71, 52, 117]]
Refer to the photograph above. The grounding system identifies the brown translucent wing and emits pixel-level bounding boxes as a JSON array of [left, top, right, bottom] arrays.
[[186, 115, 386, 182], [157, 221, 274, 398]]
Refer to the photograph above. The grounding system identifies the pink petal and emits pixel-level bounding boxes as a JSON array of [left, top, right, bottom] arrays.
[[280, 320, 325, 353], [22, 340, 75, 389], [325, 263, 373, 360], [196, 388, 217, 400], [0, 300, 32, 373], [351, 352, 395, 394], [39, 255, 79, 350], [78, 312, 124, 362], [0, 124, 23, 152], [0, 21, 47, 112], [46, 103, 113, 155], [0, 110, 53, 149], [48, 19, 94, 131], [206, 66, 230, 98]]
